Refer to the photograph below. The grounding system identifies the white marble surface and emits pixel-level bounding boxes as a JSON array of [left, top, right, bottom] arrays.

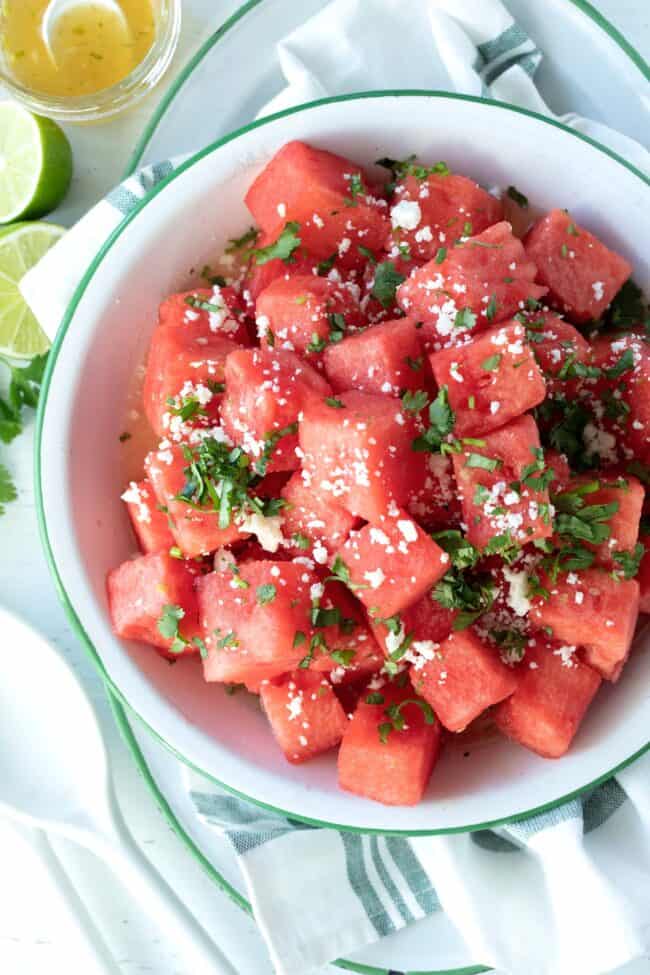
[[0, 2, 648, 974]]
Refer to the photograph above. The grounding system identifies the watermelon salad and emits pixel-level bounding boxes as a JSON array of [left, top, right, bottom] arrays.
[[107, 140, 650, 807]]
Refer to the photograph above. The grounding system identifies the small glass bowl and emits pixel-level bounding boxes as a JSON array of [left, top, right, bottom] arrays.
[[0, 0, 182, 123]]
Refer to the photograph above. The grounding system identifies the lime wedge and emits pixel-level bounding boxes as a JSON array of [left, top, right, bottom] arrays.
[[0, 221, 65, 358], [0, 101, 73, 224]]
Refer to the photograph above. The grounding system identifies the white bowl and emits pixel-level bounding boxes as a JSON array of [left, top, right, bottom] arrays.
[[37, 92, 650, 834]]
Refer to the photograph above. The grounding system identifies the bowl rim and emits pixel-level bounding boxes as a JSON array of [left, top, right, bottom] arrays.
[[35, 89, 650, 836]]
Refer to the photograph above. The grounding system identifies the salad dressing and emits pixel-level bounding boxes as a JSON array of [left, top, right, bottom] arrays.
[[1, 0, 155, 97]]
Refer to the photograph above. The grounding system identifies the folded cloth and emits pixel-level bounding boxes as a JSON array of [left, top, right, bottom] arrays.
[[20, 1, 650, 974]]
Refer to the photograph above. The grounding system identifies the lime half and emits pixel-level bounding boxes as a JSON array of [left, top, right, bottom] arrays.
[[0, 221, 65, 358], [0, 102, 73, 224]]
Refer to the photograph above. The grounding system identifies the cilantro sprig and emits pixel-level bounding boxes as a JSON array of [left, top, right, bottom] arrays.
[[252, 222, 301, 266], [0, 353, 49, 516], [412, 387, 455, 453], [371, 261, 406, 308]]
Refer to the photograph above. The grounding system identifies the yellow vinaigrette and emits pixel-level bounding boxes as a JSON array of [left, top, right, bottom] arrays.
[[1, 0, 155, 97]]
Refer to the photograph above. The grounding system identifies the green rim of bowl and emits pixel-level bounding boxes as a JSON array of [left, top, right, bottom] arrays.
[[124, 0, 649, 177], [108, 692, 491, 975], [35, 91, 650, 840]]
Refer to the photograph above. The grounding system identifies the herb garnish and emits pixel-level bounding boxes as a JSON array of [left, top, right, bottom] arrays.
[[371, 261, 406, 308], [252, 222, 301, 266]]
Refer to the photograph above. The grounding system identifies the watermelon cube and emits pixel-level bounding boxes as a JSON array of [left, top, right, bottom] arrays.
[[397, 221, 547, 350], [280, 471, 356, 559], [524, 209, 632, 322], [245, 140, 389, 270], [406, 452, 462, 530], [196, 560, 316, 682], [220, 348, 332, 473], [143, 319, 238, 439], [299, 390, 426, 520], [338, 680, 441, 805], [386, 168, 503, 262], [323, 317, 431, 397], [429, 320, 546, 437], [256, 274, 365, 360], [529, 568, 640, 681], [333, 508, 450, 617], [494, 637, 601, 758], [107, 552, 200, 658], [122, 478, 175, 554], [452, 414, 554, 550], [553, 475, 644, 568], [522, 313, 592, 399], [410, 629, 517, 732], [158, 286, 250, 344], [260, 671, 349, 764], [583, 334, 650, 465], [145, 444, 249, 558]]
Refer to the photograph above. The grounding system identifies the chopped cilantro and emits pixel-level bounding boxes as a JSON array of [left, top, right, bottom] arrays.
[[328, 556, 368, 591], [365, 692, 385, 705], [434, 247, 447, 264], [119, 431, 131, 443], [292, 532, 311, 550], [256, 583, 277, 605], [454, 307, 477, 330], [612, 543, 644, 579], [378, 698, 435, 743], [465, 452, 501, 472], [604, 348, 635, 379], [157, 604, 187, 655], [325, 396, 345, 409], [217, 632, 239, 649], [401, 389, 428, 413], [371, 261, 406, 308], [330, 649, 356, 667], [293, 630, 307, 648], [225, 227, 259, 253], [358, 245, 377, 263], [412, 386, 455, 453], [406, 355, 424, 371], [433, 570, 494, 629], [481, 353, 502, 372], [485, 295, 498, 322], [306, 333, 327, 354], [252, 222, 301, 265], [185, 295, 224, 314], [344, 172, 365, 206], [431, 529, 479, 570], [254, 422, 299, 477]]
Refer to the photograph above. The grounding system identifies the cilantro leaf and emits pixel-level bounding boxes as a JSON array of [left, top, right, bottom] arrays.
[[371, 261, 405, 308], [454, 307, 477, 330], [225, 227, 259, 253], [256, 583, 277, 605], [412, 386, 455, 453], [252, 222, 301, 266], [431, 529, 479, 570], [612, 543, 644, 579], [401, 389, 428, 413], [0, 463, 17, 515]]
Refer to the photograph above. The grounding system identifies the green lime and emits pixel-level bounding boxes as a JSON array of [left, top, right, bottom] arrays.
[[0, 221, 65, 358], [0, 101, 73, 224]]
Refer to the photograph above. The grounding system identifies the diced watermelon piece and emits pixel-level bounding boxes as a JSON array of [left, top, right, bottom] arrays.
[[583, 334, 650, 465], [494, 637, 601, 758], [637, 535, 650, 613], [452, 415, 554, 549], [338, 680, 441, 805], [308, 579, 384, 682], [299, 390, 426, 520], [122, 478, 175, 554], [524, 209, 632, 322], [196, 560, 315, 682], [143, 327, 238, 439], [245, 141, 389, 270], [554, 475, 644, 568], [429, 320, 546, 436], [107, 552, 200, 658], [386, 169, 503, 262], [406, 452, 462, 530], [260, 671, 348, 763], [402, 592, 458, 644], [410, 628, 517, 732], [280, 471, 356, 558], [529, 568, 640, 681], [397, 222, 547, 350], [145, 444, 249, 557], [221, 348, 332, 472], [520, 313, 592, 399], [256, 274, 366, 361], [323, 317, 431, 396], [333, 508, 449, 617], [158, 286, 251, 345]]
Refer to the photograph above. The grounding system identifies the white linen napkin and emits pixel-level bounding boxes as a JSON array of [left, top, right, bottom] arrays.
[[20, 2, 650, 974]]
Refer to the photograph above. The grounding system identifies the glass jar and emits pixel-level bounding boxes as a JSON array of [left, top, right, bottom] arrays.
[[0, 0, 182, 122]]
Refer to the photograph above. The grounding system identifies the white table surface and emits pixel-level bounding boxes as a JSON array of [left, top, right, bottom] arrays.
[[1, 2, 648, 974]]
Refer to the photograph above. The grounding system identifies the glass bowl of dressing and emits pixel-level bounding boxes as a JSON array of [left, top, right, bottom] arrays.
[[0, 0, 181, 122]]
